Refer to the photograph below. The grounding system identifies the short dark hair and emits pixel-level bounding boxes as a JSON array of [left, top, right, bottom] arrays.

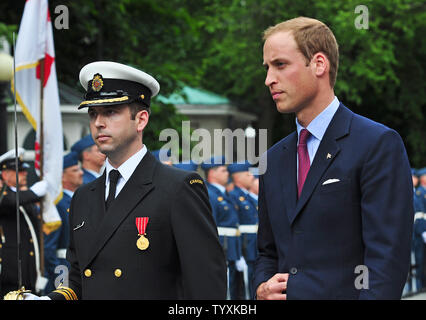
[[129, 102, 151, 120]]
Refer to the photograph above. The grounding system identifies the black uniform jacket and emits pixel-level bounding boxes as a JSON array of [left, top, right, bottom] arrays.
[[48, 151, 227, 300], [0, 187, 41, 295]]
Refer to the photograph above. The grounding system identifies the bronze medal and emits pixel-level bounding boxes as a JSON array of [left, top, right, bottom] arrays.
[[136, 234, 149, 250], [136, 217, 150, 251]]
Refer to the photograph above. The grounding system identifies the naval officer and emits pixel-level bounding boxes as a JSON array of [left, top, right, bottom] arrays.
[[0, 148, 47, 296], [21, 61, 227, 300]]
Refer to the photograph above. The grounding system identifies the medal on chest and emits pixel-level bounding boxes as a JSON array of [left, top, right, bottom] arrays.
[[136, 217, 150, 250]]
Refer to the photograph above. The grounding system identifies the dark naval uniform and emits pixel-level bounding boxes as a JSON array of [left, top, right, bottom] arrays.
[[206, 182, 242, 299], [0, 187, 41, 296], [47, 152, 227, 300]]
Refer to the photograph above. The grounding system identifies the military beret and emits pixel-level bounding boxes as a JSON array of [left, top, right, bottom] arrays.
[[174, 161, 198, 172], [79, 61, 160, 109], [227, 161, 251, 174], [152, 149, 171, 162], [63, 152, 79, 169], [70, 135, 95, 155], [418, 167, 426, 177], [201, 156, 226, 171], [0, 148, 29, 171]]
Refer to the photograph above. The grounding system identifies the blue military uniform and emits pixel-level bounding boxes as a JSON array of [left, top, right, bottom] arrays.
[[202, 157, 242, 300], [417, 167, 426, 212], [228, 162, 259, 299], [413, 168, 426, 291], [43, 153, 76, 293], [71, 135, 99, 184], [173, 161, 198, 172]]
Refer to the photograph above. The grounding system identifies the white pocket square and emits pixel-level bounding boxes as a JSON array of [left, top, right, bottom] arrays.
[[322, 178, 340, 185]]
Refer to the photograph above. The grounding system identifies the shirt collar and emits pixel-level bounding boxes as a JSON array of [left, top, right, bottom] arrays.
[[296, 96, 340, 141], [105, 145, 147, 183], [211, 183, 226, 194], [63, 189, 74, 198], [84, 168, 101, 178]]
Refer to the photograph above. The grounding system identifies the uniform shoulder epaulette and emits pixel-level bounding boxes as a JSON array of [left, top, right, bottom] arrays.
[[189, 179, 203, 185]]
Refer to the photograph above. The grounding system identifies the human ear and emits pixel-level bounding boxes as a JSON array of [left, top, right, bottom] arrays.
[[311, 52, 328, 77], [136, 109, 149, 133]]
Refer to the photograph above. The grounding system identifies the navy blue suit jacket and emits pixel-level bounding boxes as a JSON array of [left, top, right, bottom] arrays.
[[254, 104, 414, 299]]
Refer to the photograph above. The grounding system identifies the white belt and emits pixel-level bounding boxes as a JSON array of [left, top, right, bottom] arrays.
[[239, 224, 258, 234], [56, 249, 67, 259], [414, 212, 424, 221], [217, 227, 239, 237]]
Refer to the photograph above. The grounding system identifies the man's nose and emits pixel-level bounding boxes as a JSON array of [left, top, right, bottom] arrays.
[[94, 114, 106, 127], [265, 68, 277, 87]]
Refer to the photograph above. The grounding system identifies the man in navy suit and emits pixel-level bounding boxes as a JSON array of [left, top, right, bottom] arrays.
[[254, 17, 413, 300]]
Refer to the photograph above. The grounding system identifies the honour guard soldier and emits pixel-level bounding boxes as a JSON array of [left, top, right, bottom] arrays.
[[71, 134, 106, 184], [228, 162, 259, 299], [44, 152, 83, 294], [152, 149, 173, 166], [413, 168, 426, 291], [417, 168, 426, 212], [202, 156, 244, 299], [0, 148, 48, 296], [173, 161, 198, 172], [20, 61, 226, 300]]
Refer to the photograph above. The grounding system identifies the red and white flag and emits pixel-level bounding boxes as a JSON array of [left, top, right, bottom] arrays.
[[13, 0, 63, 233]]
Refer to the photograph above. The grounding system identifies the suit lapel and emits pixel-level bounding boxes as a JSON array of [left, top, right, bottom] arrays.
[[87, 173, 107, 230], [82, 151, 157, 270], [279, 132, 298, 224], [289, 104, 353, 225]]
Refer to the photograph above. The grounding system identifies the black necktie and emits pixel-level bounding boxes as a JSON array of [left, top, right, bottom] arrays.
[[105, 170, 120, 211]]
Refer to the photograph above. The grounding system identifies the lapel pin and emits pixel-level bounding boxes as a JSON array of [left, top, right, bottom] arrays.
[[326, 153, 332, 159]]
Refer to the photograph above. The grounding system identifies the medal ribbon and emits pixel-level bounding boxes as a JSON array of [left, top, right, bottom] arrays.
[[136, 217, 149, 235]]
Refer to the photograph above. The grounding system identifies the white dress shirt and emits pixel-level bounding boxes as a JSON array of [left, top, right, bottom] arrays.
[[104, 145, 147, 200]]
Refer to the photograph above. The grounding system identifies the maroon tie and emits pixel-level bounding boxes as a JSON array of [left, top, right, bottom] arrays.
[[297, 129, 311, 197]]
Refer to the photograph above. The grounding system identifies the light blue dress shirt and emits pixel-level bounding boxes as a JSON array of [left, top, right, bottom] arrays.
[[296, 96, 340, 180]]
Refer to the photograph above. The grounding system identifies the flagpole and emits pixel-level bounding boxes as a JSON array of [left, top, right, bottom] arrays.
[[38, 57, 45, 278], [12, 32, 23, 290]]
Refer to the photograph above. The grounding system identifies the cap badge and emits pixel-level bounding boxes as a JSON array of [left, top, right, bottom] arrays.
[[91, 73, 104, 92]]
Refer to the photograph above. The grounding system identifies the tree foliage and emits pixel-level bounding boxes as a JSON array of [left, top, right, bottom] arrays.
[[0, 0, 424, 165]]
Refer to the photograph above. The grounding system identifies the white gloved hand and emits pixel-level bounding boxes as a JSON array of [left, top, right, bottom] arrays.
[[235, 256, 247, 272], [422, 231, 426, 244], [30, 180, 48, 197], [23, 293, 51, 300]]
